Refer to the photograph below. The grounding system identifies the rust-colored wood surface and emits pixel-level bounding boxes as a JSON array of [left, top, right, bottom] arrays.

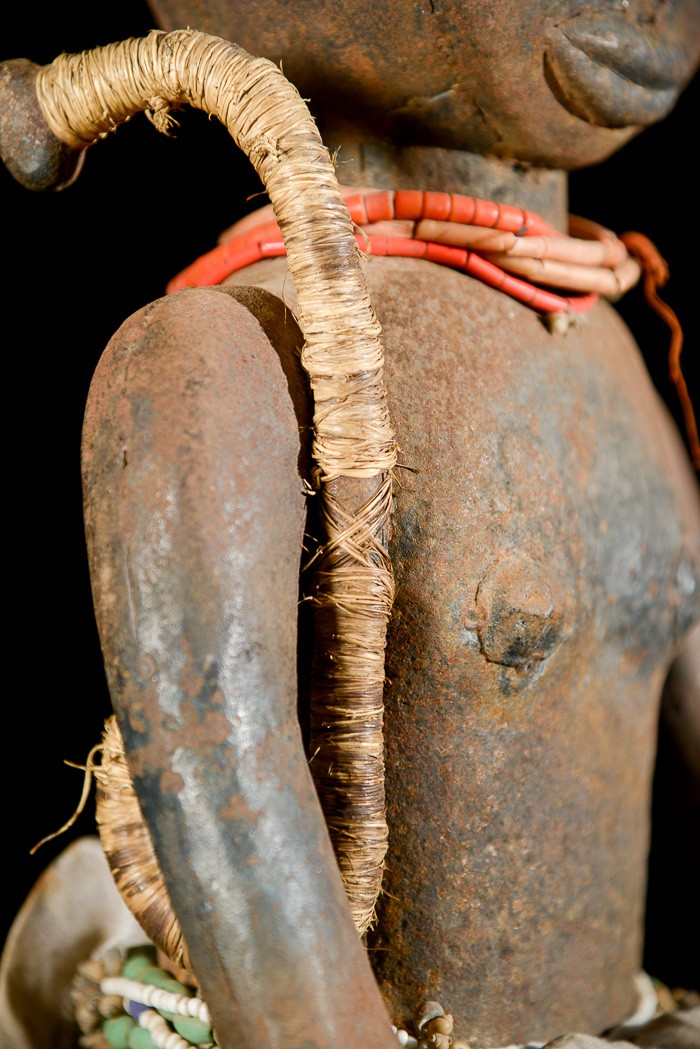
[[1, 3, 699, 1047]]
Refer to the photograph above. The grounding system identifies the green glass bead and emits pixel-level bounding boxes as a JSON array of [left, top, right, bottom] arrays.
[[102, 1015, 136, 1049], [127, 1025, 159, 1049], [139, 966, 190, 995], [122, 949, 158, 981], [173, 1015, 214, 1044]]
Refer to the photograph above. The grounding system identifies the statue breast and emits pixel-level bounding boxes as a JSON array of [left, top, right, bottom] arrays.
[[360, 256, 700, 1046]]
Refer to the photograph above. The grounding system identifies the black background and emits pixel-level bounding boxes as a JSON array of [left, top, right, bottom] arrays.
[[2, 0, 699, 992]]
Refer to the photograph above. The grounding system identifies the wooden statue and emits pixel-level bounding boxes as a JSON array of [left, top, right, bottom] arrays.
[[0, 3, 698, 1048]]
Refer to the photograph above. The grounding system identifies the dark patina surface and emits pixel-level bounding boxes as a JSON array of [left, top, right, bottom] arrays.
[[2, 2, 699, 1046], [219, 252, 700, 1044]]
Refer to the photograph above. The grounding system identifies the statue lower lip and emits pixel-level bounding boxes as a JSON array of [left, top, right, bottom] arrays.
[[545, 16, 687, 128]]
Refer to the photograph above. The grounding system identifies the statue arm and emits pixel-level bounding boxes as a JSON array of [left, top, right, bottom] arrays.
[[81, 286, 395, 1049], [644, 387, 700, 983], [662, 620, 700, 780]]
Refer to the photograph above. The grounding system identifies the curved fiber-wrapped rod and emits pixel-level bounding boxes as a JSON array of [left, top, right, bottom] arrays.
[[34, 29, 397, 941]]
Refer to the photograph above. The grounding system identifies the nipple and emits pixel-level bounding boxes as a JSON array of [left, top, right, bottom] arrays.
[[475, 552, 565, 672]]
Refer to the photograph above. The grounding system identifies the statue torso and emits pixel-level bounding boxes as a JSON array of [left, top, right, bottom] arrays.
[[226, 254, 700, 1046]]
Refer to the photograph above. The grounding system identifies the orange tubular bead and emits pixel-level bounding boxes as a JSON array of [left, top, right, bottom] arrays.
[[165, 236, 285, 293], [365, 235, 428, 259], [516, 209, 559, 238], [445, 194, 477, 225], [487, 204, 520, 235], [233, 219, 285, 249], [423, 191, 452, 222], [363, 190, 395, 224], [424, 241, 469, 269], [165, 241, 258, 292], [167, 218, 283, 291], [471, 198, 503, 228], [393, 189, 424, 220], [343, 193, 371, 226]]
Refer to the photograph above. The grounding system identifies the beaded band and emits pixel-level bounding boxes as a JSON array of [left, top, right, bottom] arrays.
[[167, 188, 633, 314], [73, 946, 662, 1049], [166, 187, 699, 467]]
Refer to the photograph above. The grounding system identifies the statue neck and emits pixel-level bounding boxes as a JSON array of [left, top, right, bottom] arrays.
[[324, 133, 568, 231]]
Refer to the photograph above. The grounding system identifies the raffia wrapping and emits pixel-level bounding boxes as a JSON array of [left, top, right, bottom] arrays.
[[94, 716, 190, 973], [36, 29, 397, 943]]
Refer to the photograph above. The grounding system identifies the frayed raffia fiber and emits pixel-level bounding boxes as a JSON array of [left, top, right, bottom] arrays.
[[95, 716, 190, 973], [37, 30, 397, 939]]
